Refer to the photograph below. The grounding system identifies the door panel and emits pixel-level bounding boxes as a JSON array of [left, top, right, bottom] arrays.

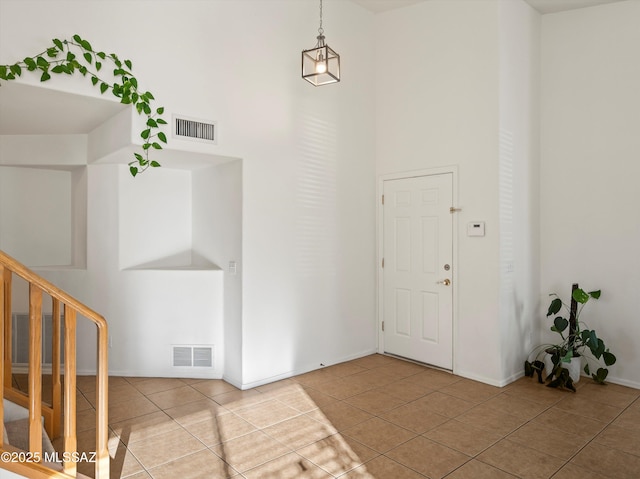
[[383, 173, 453, 369]]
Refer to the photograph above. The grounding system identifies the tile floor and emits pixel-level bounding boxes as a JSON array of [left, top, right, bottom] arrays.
[[16, 354, 640, 478]]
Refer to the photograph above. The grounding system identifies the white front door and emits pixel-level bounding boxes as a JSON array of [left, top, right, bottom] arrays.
[[382, 173, 453, 369]]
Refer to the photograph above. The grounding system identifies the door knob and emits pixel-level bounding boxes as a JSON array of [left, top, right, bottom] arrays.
[[437, 278, 451, 286]]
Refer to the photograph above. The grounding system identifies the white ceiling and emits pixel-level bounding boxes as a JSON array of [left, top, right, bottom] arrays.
[[351, 0, 625, 14]]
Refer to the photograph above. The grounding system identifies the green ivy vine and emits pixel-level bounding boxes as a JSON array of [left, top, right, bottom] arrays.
[[0, 34, 165, 176]]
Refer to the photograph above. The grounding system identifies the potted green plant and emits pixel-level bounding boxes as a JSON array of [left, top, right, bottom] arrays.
[[524, 283, 616, 391]]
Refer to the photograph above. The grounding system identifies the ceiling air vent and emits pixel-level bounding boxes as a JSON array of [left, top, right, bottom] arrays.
[[172, 345, 213, 368], [173, 115, 217, 144]]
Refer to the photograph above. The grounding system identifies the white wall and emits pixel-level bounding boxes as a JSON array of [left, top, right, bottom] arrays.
[[375, 0, 503, 384], [0, 0, 377, 387], [540, 0, 640, 388], [192, 160, 243, 386], [498, 0, 541, 383]]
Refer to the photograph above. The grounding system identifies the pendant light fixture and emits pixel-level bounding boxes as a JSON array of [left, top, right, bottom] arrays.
[[302, 0, 340, 86]]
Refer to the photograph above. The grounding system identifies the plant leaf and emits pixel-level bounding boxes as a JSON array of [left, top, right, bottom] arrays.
[[588, 290, 601, 299], [129, 166, 138, 177], [156, 107, 165, 115], [151, 142, 162, 149], [572, 288, 590, 304], [83, 52, 92, 63], [603, 351, 616, 366], [40, 71, 51, 82], [156, 118, 168, 125], [125, 59, 132, 70], [100, 82, 108, 94], [553, 316, 569, 333], [151, 161, 161, 167], [91, 76, 99, 85], [547, 297, 562, 316], [158, 132, 167, 143], [147, 118, 158, 128], [141, 129, 151, 139], [53, 38, 64, 50]]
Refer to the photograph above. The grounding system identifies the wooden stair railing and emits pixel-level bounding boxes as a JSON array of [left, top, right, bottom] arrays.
[[0, 250, 109, 479]]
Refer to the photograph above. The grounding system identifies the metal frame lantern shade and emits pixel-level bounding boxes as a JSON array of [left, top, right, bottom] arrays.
[[302, 0, 340, 86]]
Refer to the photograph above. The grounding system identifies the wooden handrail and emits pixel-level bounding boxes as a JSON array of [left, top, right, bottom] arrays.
[[0, 250, 109, 479]]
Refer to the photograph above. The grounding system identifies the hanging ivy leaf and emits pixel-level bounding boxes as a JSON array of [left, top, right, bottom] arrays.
[[0, 34, 168, 176]]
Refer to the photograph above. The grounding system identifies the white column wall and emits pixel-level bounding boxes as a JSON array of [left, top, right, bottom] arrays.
[[375, 0, 503, 384], [540, 1, 640, 388], [498, 0, 541, 384]]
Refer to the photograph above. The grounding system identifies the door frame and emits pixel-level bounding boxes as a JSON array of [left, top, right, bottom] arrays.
[[377, 166, 459, 372]]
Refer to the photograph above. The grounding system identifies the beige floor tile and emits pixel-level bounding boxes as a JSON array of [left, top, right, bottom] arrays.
[[424, 419, 501, 456], [275, 387, 328, 413], [530, 406, 607, 439], [145, 385, 207, 410], [212, 389, 268, 410], [374, 360, 427, 378], [555, 394, 624, 422], [502, 378, 565, 407], [439, 379, 501, 403], [506, 421, 589, 460], [349, 354, 397, 370], [316, 377, 374, 400], [594, 423, 640, 457], [309, 400, 373, 431], [126, 427, 206, 469], [379, 399, 449, 434], [342, 417, 416, 453], [612, 404, 640, 431], [342, 455, 426, 479], [191, 379, 239, 398], [77, 407, 98, 433], [398, 369, 461, 390], [147, 449, 238, 479], [323, 361, 368, 378], [254, 378, 299, 396], [552, 462, 609, 479], [302, 386, 340, 408], [110, 411, 181, 445], [411, 391, 474, 418], [263, 414, 336, 450], [349, 369, 397, 389], [183, 412, 256, 446], [84, 383, 145, 408], [445, 459, 518, 478], [296, 434, 379, 477], [571, 442, 640, 479], [343, 389, 407, 415], [211, 430, 291, 472], [477, 439, 565, 479], [242, 451, 331, 479], [372, 380, 433, 402], [120, 471, 152, 479], [233, 398, 300, 428], [386, 435, 469, 479], [456, 403, 527, 436], [290, 369, 337, 389], [579, 383, 639, 408], [480, 392, 549, 421], [108, 397, 160, 424], [163, 398, 228, 426], [130, 378, 187, 396], [110, 442, 147, 479]]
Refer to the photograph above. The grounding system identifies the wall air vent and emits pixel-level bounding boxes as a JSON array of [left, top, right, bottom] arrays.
[[173, 115, 217, 144], [172, 345, 213, 368]]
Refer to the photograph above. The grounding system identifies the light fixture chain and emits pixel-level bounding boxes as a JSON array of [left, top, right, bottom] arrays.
[[318, 0, 324, 36]]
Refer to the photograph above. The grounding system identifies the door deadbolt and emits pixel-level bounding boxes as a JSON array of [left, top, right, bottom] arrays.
[[444, 264, 450, 271]]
